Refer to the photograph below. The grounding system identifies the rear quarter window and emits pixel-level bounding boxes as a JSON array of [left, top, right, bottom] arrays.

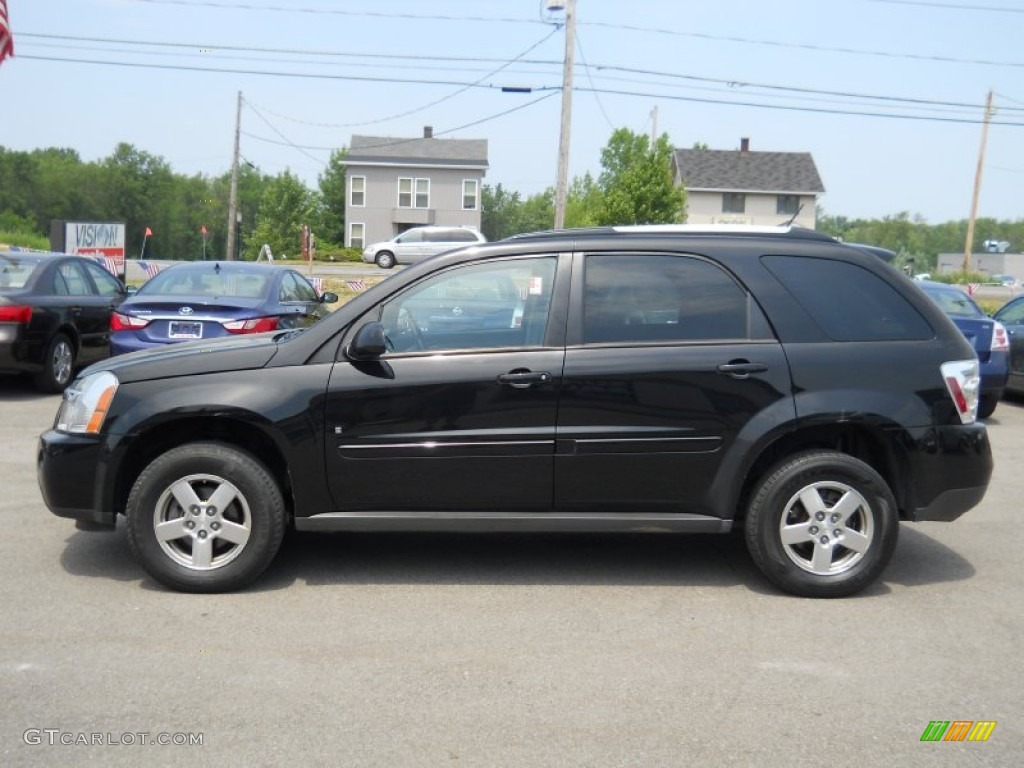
[[763, 255, 933, 341]]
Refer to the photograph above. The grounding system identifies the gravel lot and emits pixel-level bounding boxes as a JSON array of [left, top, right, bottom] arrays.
[[2, 376, 1021, 766]]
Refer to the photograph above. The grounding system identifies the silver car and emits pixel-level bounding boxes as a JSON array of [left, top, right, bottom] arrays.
[[361, 226, 486, 269]]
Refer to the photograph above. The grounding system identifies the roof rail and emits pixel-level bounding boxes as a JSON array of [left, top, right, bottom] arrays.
[[502, 223, 836, 243]]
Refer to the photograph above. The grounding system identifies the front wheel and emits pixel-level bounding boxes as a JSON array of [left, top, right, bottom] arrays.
[[745, 451, 898, 598], [375, 251, 396, 269], [125, 443, 286, 592]]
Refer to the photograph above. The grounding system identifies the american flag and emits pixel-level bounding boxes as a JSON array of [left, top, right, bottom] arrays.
[[138, 260, 162, 279], [309, 276, 325, 295], [346, 279, 366, 292], [86, 255, 119, 277], [0, 0, 14, 67]]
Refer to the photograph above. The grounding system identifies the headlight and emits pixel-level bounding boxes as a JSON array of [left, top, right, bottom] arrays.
[[55, 371, 119, 434]]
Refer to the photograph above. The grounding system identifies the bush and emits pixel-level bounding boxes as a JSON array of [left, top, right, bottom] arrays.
[[929, 271, 988, 285]]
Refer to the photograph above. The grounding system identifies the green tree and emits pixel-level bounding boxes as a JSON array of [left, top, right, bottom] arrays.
[[245, 170, 321, 260], [564, 173, 602, 228], [318, 148, 347, 245], [595, 128, 685, 225]]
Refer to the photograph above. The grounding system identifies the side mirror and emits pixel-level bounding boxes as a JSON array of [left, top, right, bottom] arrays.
[[126, 285, 139, 296], [320, 291, 339, 304], [346, 321, 386, 361]]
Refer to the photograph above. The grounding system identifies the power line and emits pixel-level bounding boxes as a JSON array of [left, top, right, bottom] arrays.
[[19, 37, 1013, 116], [243, 98, 323, 165], [573, 86, 1024, 127], [862, 0, 1024, 12], [128, 0, 545, 24], [242, 91, 558, 152], [580, 20, 1024, 69]]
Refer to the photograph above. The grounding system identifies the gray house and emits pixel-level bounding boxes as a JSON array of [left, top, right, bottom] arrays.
[[343, 128, 488, 249], [672, 138, 825, 228]]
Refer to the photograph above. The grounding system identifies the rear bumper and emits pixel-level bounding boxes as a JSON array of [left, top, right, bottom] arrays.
[[904, 423, 992, 522]]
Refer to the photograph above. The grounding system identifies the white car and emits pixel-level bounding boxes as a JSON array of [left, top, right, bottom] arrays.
[[362, 226, 486, 269]]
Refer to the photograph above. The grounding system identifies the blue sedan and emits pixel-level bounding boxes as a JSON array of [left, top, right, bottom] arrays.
[[918, 280, 1009, 418], [110, 262, 337, 355]]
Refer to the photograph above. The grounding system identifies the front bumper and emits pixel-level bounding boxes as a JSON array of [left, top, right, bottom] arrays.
[[37, 430, 116, 526]]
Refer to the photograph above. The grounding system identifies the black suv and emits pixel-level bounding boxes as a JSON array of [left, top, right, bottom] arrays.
[[38, 226, 992, 596]]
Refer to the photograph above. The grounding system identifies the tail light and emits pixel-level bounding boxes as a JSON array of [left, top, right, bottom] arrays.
[[940, 359, 980, 424], [110, 312, 150, 331], [222, 317, 279, 334], [991, 321, 1009, 352], [0, 306, 32, 323]]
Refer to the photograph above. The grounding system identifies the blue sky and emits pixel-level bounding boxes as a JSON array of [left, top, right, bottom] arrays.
[[1, 0, 1022, 223]]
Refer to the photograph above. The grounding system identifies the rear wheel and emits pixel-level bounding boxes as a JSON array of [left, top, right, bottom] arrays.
[[125, 443, 286, 593], [33, 333, 75, 393], [978, 393, 998, 419], [745, 451, 899, 598], [375, 251, 396, 269]]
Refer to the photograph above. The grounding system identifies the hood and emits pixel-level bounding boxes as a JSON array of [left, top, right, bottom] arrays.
[[84, 333, 280, 384]]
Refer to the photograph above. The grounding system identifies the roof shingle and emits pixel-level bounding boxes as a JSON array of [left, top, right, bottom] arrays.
[[346, 135, 488, 168], [673, 148, 824, 194]]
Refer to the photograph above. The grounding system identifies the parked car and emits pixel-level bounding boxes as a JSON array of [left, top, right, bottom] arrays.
[[993, 295, 1024, 397], [361, 226, 487, 269], [110, 261, 338, 355], [917, 280, 1009, 418], [0, 251, 127, 392], [39, 225, 992, 597], [991, 274, 1019, 288]]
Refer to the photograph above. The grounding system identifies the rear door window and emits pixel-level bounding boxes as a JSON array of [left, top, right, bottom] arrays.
[[582, 253, 764, 344]]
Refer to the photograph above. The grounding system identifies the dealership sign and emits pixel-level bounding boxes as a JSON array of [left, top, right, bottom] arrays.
[[64, 222, 126, 272]]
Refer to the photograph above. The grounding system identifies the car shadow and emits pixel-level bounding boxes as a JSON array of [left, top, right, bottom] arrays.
[[0, 375, 62, 402], [57, 521, 976, 597]]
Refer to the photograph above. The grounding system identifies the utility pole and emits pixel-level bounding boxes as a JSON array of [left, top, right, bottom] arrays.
[[650, 105, 658, 146], [553, 0, 576, 230], [963, 89, 994, 273], [226, 90, 242, 261]]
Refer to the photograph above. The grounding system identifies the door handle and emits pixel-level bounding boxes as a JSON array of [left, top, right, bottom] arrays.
[[717, 361, 768, 379], [497, 370, 552, 389]]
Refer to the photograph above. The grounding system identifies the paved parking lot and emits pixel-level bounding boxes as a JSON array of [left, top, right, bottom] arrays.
[[1, 376, 1021, 766]]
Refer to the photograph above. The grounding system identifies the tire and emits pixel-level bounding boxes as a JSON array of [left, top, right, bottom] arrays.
[[977, 393, 998, 419], [745, 451, 899, 598], [375, 251, 396, 269], [125, 443, 286, 593], [33, 332, 75, 393]]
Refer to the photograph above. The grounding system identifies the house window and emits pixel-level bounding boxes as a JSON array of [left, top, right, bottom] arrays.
[[398, 178, 413, 208], [777, 195, 799, 215], [349, 222, 365, 249], [397, 178, 429, 208], [722, 193, 746, 213], [415, 178, 430, 209], [462, 179, 478, 211], [350, 176, 365, 207]]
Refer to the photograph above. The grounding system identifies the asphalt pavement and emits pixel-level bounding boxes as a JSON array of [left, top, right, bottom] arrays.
[[1, 378, 1021, 766]]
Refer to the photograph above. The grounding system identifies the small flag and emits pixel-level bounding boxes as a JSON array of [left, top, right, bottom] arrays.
[[144, 227, 153, 237], [86, 255, 119, 277], [967, 283, 980, 297], [309, 276, 325, 295], [138, 261, 162, 279], [0, 0, 15, 67], [346, 279, 365, 292]]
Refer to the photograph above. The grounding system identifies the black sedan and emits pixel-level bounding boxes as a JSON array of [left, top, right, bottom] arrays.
[[110, 262, 338, 355], [993, 296, 1024, 397], [0, 251, 127, 392]]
